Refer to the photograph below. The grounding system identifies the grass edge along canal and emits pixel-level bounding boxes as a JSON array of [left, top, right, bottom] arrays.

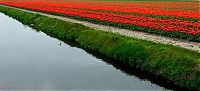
[[0, 5, 199, 91]]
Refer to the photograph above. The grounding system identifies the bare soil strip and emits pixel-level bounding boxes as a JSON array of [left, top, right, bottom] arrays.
[[3, 5, 200, 53]]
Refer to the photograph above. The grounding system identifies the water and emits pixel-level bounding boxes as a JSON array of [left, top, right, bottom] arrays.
[[0, 13, 168, 90]]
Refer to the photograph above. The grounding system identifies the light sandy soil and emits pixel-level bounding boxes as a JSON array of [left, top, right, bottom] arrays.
[[3, 5, 200, 53]]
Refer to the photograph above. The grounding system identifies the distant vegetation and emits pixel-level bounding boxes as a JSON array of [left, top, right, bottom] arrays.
[[93, 0, 200, 1]]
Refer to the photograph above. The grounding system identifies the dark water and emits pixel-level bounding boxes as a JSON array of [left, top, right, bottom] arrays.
[[0, 13, 168, 90]]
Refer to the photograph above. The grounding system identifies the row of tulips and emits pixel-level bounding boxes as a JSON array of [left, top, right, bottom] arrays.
[[1, 1, 200, 35], [5, 1, 199, 19], [0, 1, 200, 41]]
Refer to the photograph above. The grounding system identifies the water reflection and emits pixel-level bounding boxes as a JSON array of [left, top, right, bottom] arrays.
[[0, 12, 170, 90]]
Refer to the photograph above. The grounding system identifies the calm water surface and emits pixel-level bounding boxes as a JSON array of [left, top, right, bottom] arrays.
[[0, 13, 168, 90]]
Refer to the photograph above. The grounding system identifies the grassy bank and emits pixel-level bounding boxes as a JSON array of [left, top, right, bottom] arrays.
[[0, 6, 199, 90]]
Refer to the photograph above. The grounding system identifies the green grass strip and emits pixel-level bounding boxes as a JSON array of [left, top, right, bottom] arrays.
[[0, 5, 200, 90]]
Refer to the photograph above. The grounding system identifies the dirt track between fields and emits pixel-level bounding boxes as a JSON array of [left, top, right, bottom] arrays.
[[2, 5, 200, 53]]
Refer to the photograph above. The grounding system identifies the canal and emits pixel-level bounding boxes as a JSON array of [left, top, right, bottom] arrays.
[[0, 13, 168, 90]]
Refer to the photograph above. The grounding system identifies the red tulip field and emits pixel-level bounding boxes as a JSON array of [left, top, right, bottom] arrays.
[[1, 0, 200, 41]]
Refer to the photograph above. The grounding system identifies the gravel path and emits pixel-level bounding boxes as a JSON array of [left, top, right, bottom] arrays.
[[3, 5, 200, 53]]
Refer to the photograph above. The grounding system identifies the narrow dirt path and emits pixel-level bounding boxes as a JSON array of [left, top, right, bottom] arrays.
[[2, 5, 200, 53]]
